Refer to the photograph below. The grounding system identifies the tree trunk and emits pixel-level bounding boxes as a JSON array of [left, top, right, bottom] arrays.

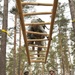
[[0, 0, 8, 75], [13, 13, 17, 75], [59, 29, 65, 75], [68, 0, 75, 33], [18, 26, 21, 75], [68, 1, 75, 75]]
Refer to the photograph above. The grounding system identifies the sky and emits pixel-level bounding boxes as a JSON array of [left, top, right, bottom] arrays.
[[35, 0, 70, 21]]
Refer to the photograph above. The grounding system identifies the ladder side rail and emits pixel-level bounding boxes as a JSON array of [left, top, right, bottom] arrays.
[[16, 0, 30, 64], [45, 0, 58, 62]]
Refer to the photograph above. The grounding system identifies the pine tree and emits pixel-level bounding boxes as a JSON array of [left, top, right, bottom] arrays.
[[68, 0, 75, 74], [68, 0, 75, 34], [54, 3, 70, 75], [0, 0, 8, 75], [7, 0, 36, 75]]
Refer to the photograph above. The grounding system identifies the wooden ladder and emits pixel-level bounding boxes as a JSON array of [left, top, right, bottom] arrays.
[[16, 0, 58, 64]]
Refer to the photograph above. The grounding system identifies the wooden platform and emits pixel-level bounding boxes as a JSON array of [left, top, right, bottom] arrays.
[[16, 0, 58, 64]]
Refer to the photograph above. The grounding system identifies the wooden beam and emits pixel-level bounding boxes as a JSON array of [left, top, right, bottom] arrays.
[[30, 57, 45, 59], [28, 44, 47, 48], [27, 39, 48, 41], [30, 54, 46, 57], [30, 53, 46, 55], [30, 54, 46, 56], [25, 22, 51, 26], [23, 12, 52, 16], [29, 50, 47, 52], [31, 60, 45, 63], [45, 0, 58, 63], [21, 2, 53, 6], [16, 0, 30, 64], [26, 31, 49, 36]]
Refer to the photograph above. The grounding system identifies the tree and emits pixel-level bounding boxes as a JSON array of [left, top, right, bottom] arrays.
[[69, 27, 75, 75], [18, 26, 21, 75], [68, 1, 75, 74], [7, 0, 36, 74], [0, 0, 8, 75], [53, 3, 70, 75], [0, 2, 3, 51], [68, 0, 75, 34], [6, 46, 28, 75]]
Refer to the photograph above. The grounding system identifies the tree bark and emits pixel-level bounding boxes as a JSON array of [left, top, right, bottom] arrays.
[[18, 26, 21, 75], [13, 13, 17, 75], [68, 0, 75, 33], [68, 1, 75, 75], [0, 0, 8, 75], [59, 29, 65, 75]]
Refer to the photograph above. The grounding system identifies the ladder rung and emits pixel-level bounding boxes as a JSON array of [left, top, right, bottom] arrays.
[[30, 53, 46, 55], [26, 31, 49, 36], [31, 60, 45, 62], [29, 50, 47, 52], [27, 39, 48, 41], [30, 57, 45, 59], [23, 12, 52, 16], [21, 2, 53, 6], [30, 54, 45, 57], [28, 44, 47, 48], [25, 22, 51, 26]]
